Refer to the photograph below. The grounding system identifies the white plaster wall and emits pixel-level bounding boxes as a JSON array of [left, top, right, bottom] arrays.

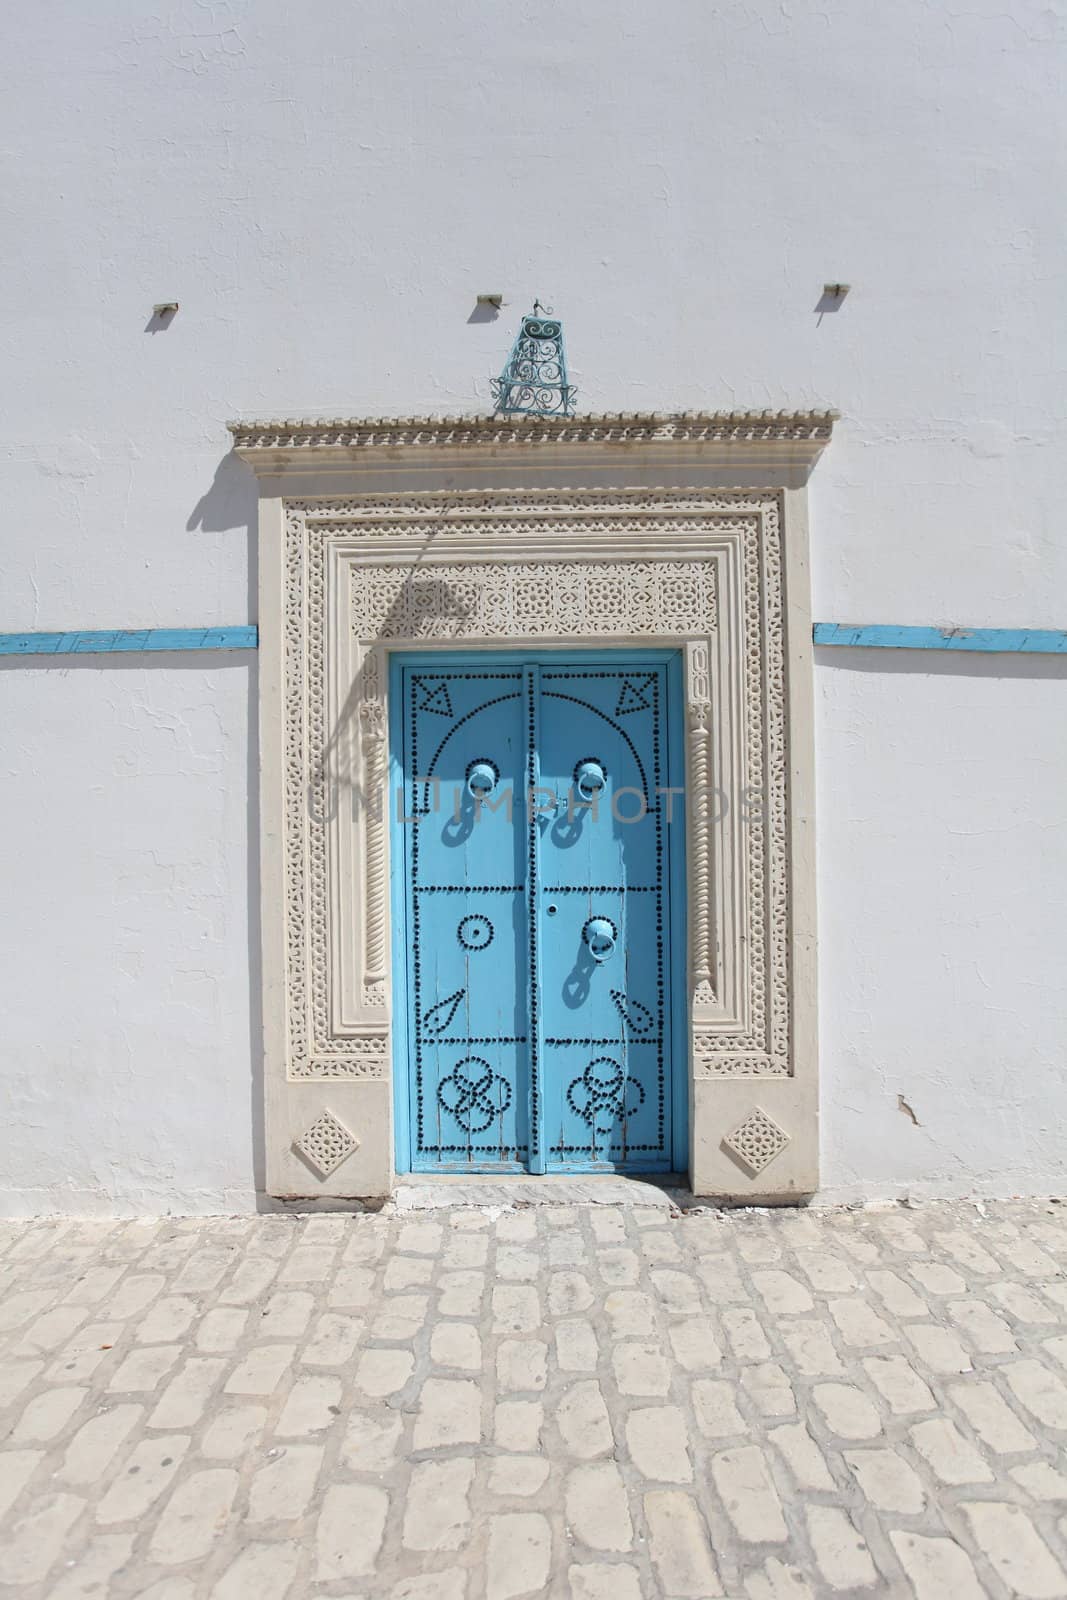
[[1, 0, 1063, 1209]]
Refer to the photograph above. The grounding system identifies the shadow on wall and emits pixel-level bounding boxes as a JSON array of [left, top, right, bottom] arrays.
[[190, 449, 265, 1202], [814, 647, 1067, 683]]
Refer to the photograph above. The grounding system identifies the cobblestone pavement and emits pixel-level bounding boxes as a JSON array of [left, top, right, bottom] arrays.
[[5, 1198, 1067, 1599]]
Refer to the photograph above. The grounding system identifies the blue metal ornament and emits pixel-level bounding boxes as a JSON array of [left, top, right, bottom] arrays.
[[491, 302, 576, 418]]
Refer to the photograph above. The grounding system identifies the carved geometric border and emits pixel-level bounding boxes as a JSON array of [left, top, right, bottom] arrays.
[[280, 488, 790, 1081]]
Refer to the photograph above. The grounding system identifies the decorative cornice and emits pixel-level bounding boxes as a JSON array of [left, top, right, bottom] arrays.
[[228, 409, 837, 469]]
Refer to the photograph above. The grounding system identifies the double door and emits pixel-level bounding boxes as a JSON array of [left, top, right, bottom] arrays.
[[392, 651, 686, 1173]]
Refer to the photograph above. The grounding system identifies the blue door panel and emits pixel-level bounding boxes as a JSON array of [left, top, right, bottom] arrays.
[[393, 652, 684, 1175], [402, 669, 527, 1169], [536, 666, 671, 1171]]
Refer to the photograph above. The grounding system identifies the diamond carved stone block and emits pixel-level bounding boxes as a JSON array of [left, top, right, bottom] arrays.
[[294, 1110, 359, 1178], [723, 1106, 790, 1176]]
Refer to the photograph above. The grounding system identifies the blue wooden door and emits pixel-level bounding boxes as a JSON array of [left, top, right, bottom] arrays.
[[392, 653, 685, 1174]]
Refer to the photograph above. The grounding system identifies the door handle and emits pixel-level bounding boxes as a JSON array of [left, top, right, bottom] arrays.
[[583, 916, 617, 962], [574, 759, 607, 801]]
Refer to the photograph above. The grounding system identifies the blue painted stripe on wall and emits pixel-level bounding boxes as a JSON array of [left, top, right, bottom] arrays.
[[0, 626, 258, 657], [813, 624, 1067, 654], [2, 623, 1064, 658]]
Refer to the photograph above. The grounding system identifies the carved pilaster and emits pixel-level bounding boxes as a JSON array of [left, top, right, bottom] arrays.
[[359, 650, 388, 1009]]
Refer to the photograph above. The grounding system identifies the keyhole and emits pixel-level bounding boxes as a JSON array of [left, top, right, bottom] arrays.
[[546, 903, 558, 915]]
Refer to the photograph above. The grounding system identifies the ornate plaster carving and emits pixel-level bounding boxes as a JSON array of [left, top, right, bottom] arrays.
[[294, 1109, 359, 1177], [723, 1106, 791, 1175], [280, 487, 791, 1082], [230, 408, 836, 455]]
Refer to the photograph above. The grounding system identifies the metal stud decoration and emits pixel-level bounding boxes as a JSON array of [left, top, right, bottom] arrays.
[[491, 302, 576, 418]]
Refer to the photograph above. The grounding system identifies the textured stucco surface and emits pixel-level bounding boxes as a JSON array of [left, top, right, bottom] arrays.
[[1, 0, 1065, 1211]]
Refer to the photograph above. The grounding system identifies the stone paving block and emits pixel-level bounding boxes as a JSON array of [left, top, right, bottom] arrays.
[[605, 1288, 655, 1337], [625, 1403, 693, 1482], [902, 1321, 973, 1373], [441, 1270, 486, 1316], [910, 1417, 995, 1484], [95, 1434, 190, 1522], [402, 1457, 474, 1550], [496, 1337, 547, 1392], [961, 1500, 1067, 1597], [195, 1307, 249, 1353], [107, 1343, 181, 1392], [611, 1339, 671, 1396], [316, 1482, 388, 1579], [547, 1270, 594, 1315], [413, 1376, 482, 1447], [58, 1402, 142, 1484], [866, 1268, 928, 1318], [341, 1408, 403, 1471], [693, 1378, 746, 1438], [741, 1361, 797, 1417], [752, 1268, 814, 1314], [354, 1346, 414, 1397], [557, 1378, 615, 1459], [486, 1510, 551, 1599], [844, 1446, 925, 1512], [827, 1296, 896, 1347], [946, 1297, 1018, 1353], [0, 1447, 44, 1520], [392, 1571, 467, 1600], [149, 1467, 237, 1563], [200, 1404, 266, 1459], [1004, 1358, 1067, 1430], [721, 1305, 773, 1361], [889, 1531, 986, 1599], [431, 1319, 482, 1369], [210, 1539, 302, 1600], [566, 1562, 643, 1600], [556, 1319, 599, 1371], [224, 1343, 296, 1396], [302, 1310, 361, 1364], [104, 1274, 165, 1318], [644, 1489, 722, 1596], [861, 1353, 935, 1415], [744, 1555, 816, 1599], [260, 1289, 315, 1336], [0, 1357, 44, 1409], [274, 1372, 342, 1436], [768, 1423, 835, 1491], [150, 1356, 226, 1428], [49, 1532, 135, 1600], [651, 1268, 703, 1312], [805, 1504, 879, 1591], [372, 1291, 428, 1340], [711, 1444, 788, 1542], [668, 1314, 723, 1370], [10, 1384, 87, 1441], [488, 1454, 551, 1496], [1, 1490, 86, 1585], [247, 1442, 324, 1521], [779, 1319, 845, 1377], [812, 1382, 882, 1440], [494, 1398, 543, 1451], [565, 1461, 633, 1551], [491, 1284, 541, 1330], [1013, 1460, 1067, 1502], [993, 1281, 1058, 1323]]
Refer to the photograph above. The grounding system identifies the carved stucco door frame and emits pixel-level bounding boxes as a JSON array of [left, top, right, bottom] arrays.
[[232, 410, 834, 1201]]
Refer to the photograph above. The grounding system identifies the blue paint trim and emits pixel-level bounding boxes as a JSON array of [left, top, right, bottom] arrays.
[[813, 624, 1067, 654], [0, 627, 258, 657], [389, 658, 413, 1176], [665, 649, 690, 1177]]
